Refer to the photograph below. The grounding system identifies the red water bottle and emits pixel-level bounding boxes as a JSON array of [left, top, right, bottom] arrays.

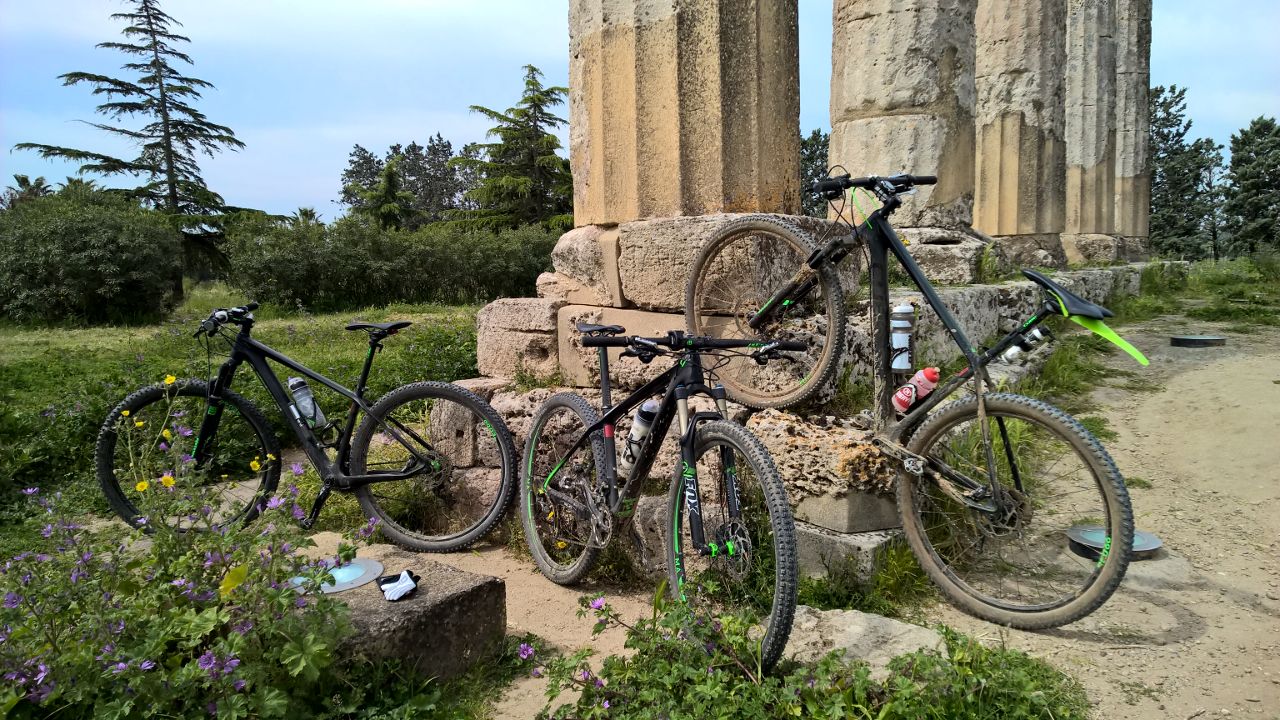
[[892, 367, 940, 414]]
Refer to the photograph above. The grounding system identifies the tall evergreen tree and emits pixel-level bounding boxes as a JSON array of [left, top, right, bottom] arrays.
[[1223, 116, 1280, 256], [13, 0, 243, 298], [339, 144, 385, 209], [800, 128, 831, 217], [450, 65, 573, 230], [346, 158, 416, 230], [1148, 85, 1222, 259]]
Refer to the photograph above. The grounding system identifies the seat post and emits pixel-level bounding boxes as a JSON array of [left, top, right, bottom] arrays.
[[355, 335, 383, 399]]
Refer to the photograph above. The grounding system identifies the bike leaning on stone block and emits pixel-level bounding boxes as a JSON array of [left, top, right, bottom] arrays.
[[95, 302, 518, 552], [520, 324, 800, 671], [685, 173, 1146, 629]]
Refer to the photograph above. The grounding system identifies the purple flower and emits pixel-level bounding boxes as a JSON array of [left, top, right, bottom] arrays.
[[112, 662, 129, 674], [69, 568, 87, 584], [518, 643, 535, 660], [602, 700, 610, 709], [177, 426, 193, 437], [233, 679, 246, 692], [288, 483, 300, 496], [595, 678, 604, 688], [356, 516, 380, 539], [135, 517, 148, 527], [21, 488, 38, 496], [530, 667, 543, 678], [139, 660, 155, 671], [172, 578, 190, 588], [40, 524, 53, 539], [109, 620, 125, 635], [294, 597, 308, 609], [232, 620, 254, 635], [266, 496, 284, 510], [172, 410, 186, 418], [590, 596, 606, 610], [290, 463, 304, 476], [223, 657, 240, 672], [197, 651, 216, 671], [181, 454, 194, 464], [158, 442, 169, 452], [292, 504, 305, 521]]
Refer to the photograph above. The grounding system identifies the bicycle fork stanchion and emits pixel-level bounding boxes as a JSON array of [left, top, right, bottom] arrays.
[[675, 387, 709, 554]]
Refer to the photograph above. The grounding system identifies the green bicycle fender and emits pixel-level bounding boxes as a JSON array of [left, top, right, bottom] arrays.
[[1070, 316, 1149, 366]]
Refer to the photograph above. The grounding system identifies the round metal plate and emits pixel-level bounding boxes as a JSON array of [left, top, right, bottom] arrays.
[[1066, 525, 1162, 560], [291, 557, 384, 594], [1170, 335, 1227, 348]]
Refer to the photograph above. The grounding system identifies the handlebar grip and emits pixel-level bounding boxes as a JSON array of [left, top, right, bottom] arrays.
[[807, 174, 852, 195], [581, 335, 632, 348], [244, 302, 259, 312], [909, 175, 937, 185], [774, 340, 809, 352]]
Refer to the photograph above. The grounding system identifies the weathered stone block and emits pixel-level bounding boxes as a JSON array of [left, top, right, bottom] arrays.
[[310, 534, 506, 681], [745, 410, 895, 504], [902, 228, 987, 284], [787, 604, 943, 680], [793, 524, 902, 583], [1062, 233, 1123, 266], [794, 490, 900, 534], [548, 225, 625, 306], [989, 234, 1067, 269], [536, 272, 607, 306], [453, 377, 512, 402], [475, 299, 562, 380]]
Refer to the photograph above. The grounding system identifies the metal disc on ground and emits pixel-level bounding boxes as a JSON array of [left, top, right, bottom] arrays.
[[1066, 525, 1163, 561], [1170, 335, 1227, 348], [291, 557, 384, 594]]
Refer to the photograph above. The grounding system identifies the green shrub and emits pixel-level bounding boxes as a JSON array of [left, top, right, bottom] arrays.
[[224, 216, 556, 312], [0, 189, 181, 325], [536, 595, 1088, 720]]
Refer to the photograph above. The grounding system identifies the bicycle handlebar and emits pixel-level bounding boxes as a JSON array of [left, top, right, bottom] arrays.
[[806, 173, 937, 199], [194, 302, 258, 337]]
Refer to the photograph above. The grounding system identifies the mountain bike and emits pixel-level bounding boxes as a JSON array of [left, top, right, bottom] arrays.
[[95, 303, 517, 552], [520, 325, 801, 670], [685, 174, 1145, 629]]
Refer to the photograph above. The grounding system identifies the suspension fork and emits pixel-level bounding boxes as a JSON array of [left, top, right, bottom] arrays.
[[192, 353, 243, 465], [675, 387, 707, 552]]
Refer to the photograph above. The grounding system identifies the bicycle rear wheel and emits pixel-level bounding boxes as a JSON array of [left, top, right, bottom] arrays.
[[519, 393, 608, 585], [95, 380, 279, 531], [667, 420, 797, 672], [352, 381, 517, 552], [685, 216, 846, 410], [897, 393, 1133, 628]]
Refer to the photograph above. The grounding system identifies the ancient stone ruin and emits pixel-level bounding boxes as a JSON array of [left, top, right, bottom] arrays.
[[472, 0, 1154, 577]]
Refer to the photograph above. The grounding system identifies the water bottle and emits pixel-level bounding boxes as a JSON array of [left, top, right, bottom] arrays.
[[618, 399, 660, 479], [889, 304, 915, 379], [892, 367, 940, 414], [288, 377, 327, 428], [999, 327, 1050, 364]]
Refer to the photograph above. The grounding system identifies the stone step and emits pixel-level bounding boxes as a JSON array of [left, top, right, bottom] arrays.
[[309, 532, 506, 681]]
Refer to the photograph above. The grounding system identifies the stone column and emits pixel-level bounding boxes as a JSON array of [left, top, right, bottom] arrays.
[[974, 0, 1068, 267], [829, 0, 980, 283], [568, 0, 801, 226], [1114, 0, 1151, 259], [1062, 0, 1120, 264]]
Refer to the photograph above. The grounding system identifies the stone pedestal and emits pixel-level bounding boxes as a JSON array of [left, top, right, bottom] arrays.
[[1114, 0, 1152, 247], [1065, 0, 1117, 238], [829, 0, 976, 230], [568, 0, 800, 226], [974, 0, 1068, 266]]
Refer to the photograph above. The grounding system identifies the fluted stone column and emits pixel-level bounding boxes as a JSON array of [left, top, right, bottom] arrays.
[[1062, 0, 1119, 263], [1114, 0, 1151, 258], [974, 0, 1068, 267], [568, 0, 800, 226], [829, 0, 976, 231]]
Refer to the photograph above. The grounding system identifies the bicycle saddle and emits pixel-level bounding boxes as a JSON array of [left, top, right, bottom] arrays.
[[345, 321, 413, 333], [576, 322, 625, 336], [1021, 270, 1113, 320]]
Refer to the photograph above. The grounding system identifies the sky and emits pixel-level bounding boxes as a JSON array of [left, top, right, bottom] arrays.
[[1, 0, 1276, 217]]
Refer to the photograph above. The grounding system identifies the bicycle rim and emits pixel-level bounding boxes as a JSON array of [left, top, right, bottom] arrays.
[[686, 220, 844, 409]]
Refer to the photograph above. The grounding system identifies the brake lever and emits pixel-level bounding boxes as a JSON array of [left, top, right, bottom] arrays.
[[620, 348, 657, 364]]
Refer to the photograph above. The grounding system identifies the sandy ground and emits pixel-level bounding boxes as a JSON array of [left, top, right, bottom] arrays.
[[426, 314, 1280, 719], [925, 317, 1280, 719]]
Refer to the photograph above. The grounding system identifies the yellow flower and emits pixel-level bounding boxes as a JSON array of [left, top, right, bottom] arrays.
[[164, 375, 176, 385], [160, 474, 175, 488], [546, 510, 555, 521], [134, 421, 145, 428], [162, 429, 172, 440], [555, 541, 568, 549], [266, 453, 276, 461], [249, 460, 261, 472], [135, 480, 149, 492], [121, 410, 130, 417]]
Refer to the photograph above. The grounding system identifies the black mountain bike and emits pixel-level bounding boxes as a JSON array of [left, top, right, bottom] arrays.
[[686, 174, 1144, 629], [520, 324, 800, 670], [95, 303, 517, 552]]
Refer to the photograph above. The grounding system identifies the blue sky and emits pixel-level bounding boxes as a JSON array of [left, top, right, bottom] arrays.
[[1, 1, 1276, 216]]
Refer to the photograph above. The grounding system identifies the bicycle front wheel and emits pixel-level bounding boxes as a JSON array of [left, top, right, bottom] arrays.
[[667, 420, 797, 672], [352, 381, 517, 552], [95, 380, 279, 531], [685, 216, 846, 410], [519, 393, 608, 585], [897, 393, 1133, 628]]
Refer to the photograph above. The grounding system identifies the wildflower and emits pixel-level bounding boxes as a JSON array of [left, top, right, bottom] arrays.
[[112, 662, 129, 674], [41, 524, 53, 538], [140, 660, 155, 671], [207, 702, 217, 716], [70, 568, 87, 584], [164, 375, 176, 385], [110, 620, 125, 635], [135, 421, 146, 428], [21, 488, 37, 496], [290, 463, 304, 476], [181, 454, 194, 464], [232, 620, 254, 635], [135, 480, 149, 492], [120, 410, 130, 417], [159, 441, 169, 451], [161, 474, 176, 488], [136, 517, 148, 526], [197, 651, 217, 673], [530, 667, 543, 678], [3, 593, 20, 609], [266, 496, 284, 510], [266, 453, 276, 461], [595, 678, 604, 688], [602, 700, 610, 709], [294, 596, 307, 609], [162, 429, 172, 440], [233, 679, 246, 692], [292, 504, 305, 521], [223, 657, 240, 672], [249, 459, 261, 472], [356, 516, 380, 539], [590, 596, 606, 610], [518, 643, 535, 660], [178, 426, 193, 437]]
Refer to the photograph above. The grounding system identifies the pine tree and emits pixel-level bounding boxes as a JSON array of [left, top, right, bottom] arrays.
[[1223, 116, 1280, 256], [339, 144, 385, 209], [346, 158, 417, 230], [450, 65, 573, 230], [800, 129, 831, 218], [13, 0, 243, 298], [1148, 85, 1222, 259]]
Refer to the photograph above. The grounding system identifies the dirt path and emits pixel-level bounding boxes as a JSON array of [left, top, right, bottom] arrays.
[[926, 317, 1280, 719]]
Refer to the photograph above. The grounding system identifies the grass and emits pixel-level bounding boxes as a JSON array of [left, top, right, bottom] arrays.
[[797, 539, 933, 620], [1112, 255, 1280, 328], [1125, 476, 1153, 489]]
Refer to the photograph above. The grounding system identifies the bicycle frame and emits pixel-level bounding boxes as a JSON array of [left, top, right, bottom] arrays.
[[540, 344, 737, 555], [194, 324, 435, 525]]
